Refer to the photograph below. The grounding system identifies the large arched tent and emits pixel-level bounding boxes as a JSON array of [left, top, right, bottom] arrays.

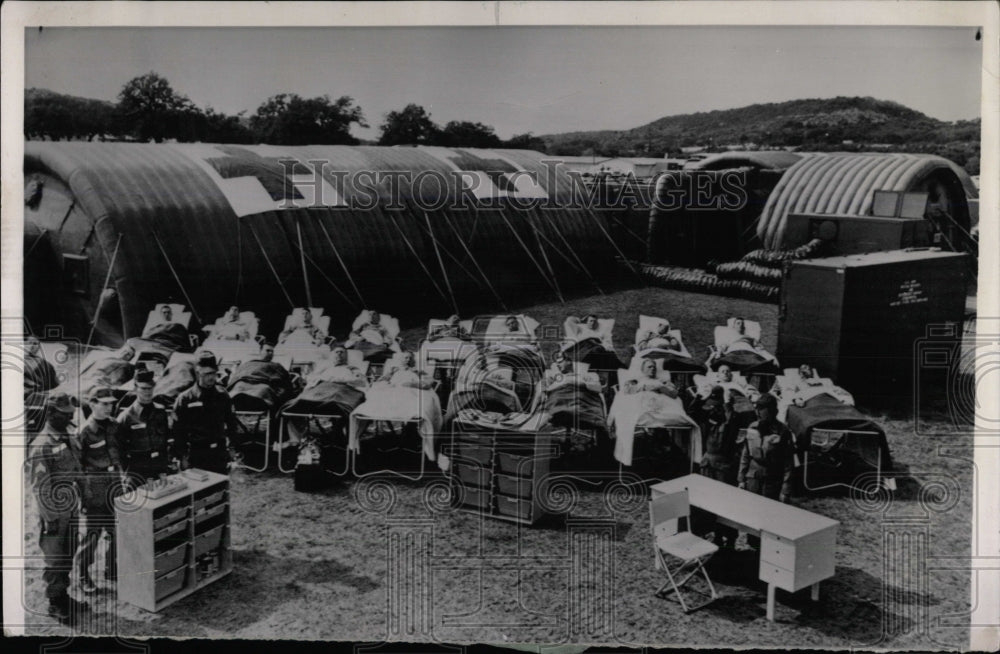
[[24, 143, 619, 345], [757, 152, 978, 254]]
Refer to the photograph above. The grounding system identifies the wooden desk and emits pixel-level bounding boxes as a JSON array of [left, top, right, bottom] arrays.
[[651, 474, 838, 621]]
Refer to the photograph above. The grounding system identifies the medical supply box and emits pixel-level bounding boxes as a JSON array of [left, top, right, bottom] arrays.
[[115, 469, 232, 612], [784, 213, 931, 256], [777, 249, 967, 403]]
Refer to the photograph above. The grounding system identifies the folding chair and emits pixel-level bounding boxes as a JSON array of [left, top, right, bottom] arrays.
[[650, 491, 719, 612]]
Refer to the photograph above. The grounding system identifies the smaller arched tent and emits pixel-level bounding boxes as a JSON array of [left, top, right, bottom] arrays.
[[683, 151, 806, 172], [757, 152, 978, 253]]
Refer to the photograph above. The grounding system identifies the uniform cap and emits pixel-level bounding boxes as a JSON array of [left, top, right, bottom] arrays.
[[90, 386, 116, 402], [47, 392, 78, 414], [135, 369, 156, 385], [196, 351, 218, 370]]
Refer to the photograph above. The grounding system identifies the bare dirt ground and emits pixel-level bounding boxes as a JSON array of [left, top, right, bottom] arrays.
[[17, 287, 973, 649]]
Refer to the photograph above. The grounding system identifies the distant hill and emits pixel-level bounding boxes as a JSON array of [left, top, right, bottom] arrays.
[[541, 96, 980, 174]]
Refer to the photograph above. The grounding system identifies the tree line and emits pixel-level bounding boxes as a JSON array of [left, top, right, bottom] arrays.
[[25, 72, 546, 150]]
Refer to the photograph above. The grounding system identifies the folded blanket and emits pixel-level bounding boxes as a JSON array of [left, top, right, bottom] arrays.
[[608, 391, 701, 466], [562, 337, 625, 372], [349, 383, 443, 461]]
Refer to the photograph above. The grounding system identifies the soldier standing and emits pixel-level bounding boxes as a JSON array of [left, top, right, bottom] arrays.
[[28, 392, 88, 623], [117, 369, 175, 485], [77, 386, 124, 592], [173, 352, 238, 475], [737, 393, 796, 548]]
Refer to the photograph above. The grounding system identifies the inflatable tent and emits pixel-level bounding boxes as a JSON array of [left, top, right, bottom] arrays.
[[24, 143, 618, 344]]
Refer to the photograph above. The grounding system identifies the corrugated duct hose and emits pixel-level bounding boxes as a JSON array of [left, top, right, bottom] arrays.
[[634, 238, 826, 303]]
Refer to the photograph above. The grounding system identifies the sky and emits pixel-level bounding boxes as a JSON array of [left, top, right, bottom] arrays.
[[24, 25, 983, 140]]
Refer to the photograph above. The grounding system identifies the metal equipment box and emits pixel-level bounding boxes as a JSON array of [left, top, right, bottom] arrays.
[[784, 213, 931, 256], [777, 249, 967, 403]]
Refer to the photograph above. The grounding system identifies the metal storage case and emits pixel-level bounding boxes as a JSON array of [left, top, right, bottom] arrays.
[[115, 470, 233, 612], [777, 249, 967, 403]]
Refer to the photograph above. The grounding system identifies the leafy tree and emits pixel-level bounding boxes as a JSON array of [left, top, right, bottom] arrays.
[[502, 132, 548, 152], [117, 72, 191, 142], [250, 93, 366, 145], [438, 120, 502, 148], [378, 104, 440, 145], [25, 88, 118, 141]]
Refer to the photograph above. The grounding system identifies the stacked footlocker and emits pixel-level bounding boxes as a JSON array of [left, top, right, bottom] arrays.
[[115, 470, 232, 611], [449, 427, 558, 525]]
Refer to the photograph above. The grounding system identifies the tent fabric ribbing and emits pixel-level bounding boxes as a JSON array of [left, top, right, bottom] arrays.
[[756, 152, 977, 250]]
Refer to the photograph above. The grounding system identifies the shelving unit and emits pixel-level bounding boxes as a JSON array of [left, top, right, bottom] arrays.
[[448, 421, 558, 525], [115, 470, 232, 612]]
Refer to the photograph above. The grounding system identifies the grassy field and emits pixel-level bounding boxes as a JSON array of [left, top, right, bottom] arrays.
[[20, 286, 973, 648]]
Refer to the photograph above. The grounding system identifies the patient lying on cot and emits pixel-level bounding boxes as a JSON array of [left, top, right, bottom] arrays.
[[636, 323, 684, 354], [428, 315, 471, 342], [279, 308, 326, 346], [347, 310, 392, 346], [608, 358, 701, 467], [350, 350, 443, 464], [544, 354, 603, 394], [141, 304, 191, 350], [306, 346, 368, 390], [773, 364, 854, 420], [624, 359, 680, 397], [212, 306, 252, 341], [379, 351, 435, 390]]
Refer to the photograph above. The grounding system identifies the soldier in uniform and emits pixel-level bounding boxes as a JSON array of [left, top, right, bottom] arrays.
[[173, 352, 239, 475], [77, 386, 125, 591], [117, 369, 175, 486], [737, 393, 796, 548], [695, 385, 740, 548], [28, 392, 88, 623]]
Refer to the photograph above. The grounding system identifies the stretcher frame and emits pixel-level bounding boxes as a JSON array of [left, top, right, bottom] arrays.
[[619, 425, 698, 484], [276, 411, 352, 477], [801, 427, 886, 494], [349, 417, 429, 482], [349, 376, 441, 482], [233, 409, 272, 473]]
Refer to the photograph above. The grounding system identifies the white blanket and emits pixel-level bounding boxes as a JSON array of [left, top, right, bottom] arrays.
[[349, 382, 443, 461], [607, 391, 701, 466]]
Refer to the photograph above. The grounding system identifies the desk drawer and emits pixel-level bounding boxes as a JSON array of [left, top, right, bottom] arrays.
[[457, 442, 492, 465], [760, 533, 797, 570], [455, 462, 492, 488], [759, 561, 795, 591], [154, 564, 188, 601]]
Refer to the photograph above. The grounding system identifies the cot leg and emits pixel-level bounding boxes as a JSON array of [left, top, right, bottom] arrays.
[[766, 584, 776, 621], [811, 583, 820, 602]]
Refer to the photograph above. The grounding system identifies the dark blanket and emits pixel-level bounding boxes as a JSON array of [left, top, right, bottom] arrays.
[[77, 357, 135, 401], [562, 338, 624, 371], [127, 337, 181, 360], [140, 322, 191, 352], [710, 350, 780, 375], [279, 381, 365, 419], [542, 383, 606, 431], [227, 360, 295, 411], [787, 394, 891, 470], [343, 340, 393, 363], [445, 386, 521, 423], [156, 361, 196, 400]]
